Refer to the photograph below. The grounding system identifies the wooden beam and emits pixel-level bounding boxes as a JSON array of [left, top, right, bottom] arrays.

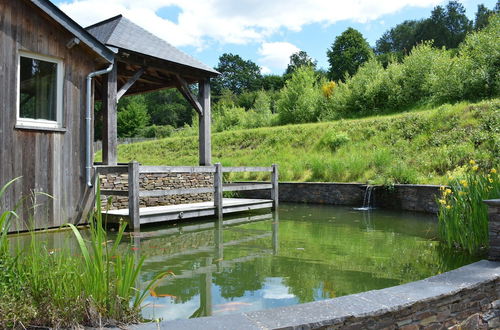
[[128, 161, 140, 231], [102, 65, 118, 165], [271, 164, 279, 210], [117, 50, 218, 80], [198, 79, 212, 165], [175, 74, 203, 115], [214, 163, 223, 219], [117, 67, 145, 101]]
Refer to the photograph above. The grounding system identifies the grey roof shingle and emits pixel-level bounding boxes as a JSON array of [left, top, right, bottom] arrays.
[[86, 15, 219, 76]]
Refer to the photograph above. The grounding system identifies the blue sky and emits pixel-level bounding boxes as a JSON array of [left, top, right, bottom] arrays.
[[55, 0, 497, 75]]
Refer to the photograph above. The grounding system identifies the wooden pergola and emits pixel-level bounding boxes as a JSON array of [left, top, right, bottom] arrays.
[[87, 15, 219, 166]]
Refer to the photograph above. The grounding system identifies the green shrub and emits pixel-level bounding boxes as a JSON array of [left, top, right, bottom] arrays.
[[139, 124, 175, 138], [277, 66, 321, 124], [438, 161, 500, 254], [317, 131, 350, 152], [459, 14, 500, 99]]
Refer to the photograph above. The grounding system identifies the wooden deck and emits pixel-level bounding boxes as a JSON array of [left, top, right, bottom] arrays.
[[104, 198, 273, 225]]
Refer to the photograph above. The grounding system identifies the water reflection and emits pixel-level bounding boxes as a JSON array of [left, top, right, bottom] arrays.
[[135, 211, 279, 320], [132, 205, 480, 321]]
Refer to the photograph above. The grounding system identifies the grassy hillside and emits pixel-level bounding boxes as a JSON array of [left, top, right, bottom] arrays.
[[105, 99, 499, 185]]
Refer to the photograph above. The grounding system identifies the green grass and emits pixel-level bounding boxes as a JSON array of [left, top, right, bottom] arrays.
[[104, 99, 499, 185]]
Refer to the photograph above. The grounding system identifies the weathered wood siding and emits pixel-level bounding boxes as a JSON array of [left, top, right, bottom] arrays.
[[0, 0, 99, 231]]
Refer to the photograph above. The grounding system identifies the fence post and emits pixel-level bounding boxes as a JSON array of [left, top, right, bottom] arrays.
[[485, 199, 500, 261], [271, 164, 279, 210], [128, 161, 140, 231], [214, 163, 223, 219]]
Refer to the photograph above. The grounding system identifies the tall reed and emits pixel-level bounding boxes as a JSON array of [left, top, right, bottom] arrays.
[[66, 186, 164, 323], [0, 180, 165, 328], [438, 161, 499, 254]]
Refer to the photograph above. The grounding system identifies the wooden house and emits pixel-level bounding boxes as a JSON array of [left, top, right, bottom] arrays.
[[0, 0, 219, 231]]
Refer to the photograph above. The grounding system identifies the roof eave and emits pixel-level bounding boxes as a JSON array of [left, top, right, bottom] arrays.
[[29, 0, 115, 63]]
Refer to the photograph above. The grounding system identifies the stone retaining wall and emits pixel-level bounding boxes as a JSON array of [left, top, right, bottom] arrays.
[[99, 172, 213, 210], [160, 260, 500, 330], [239, 182, 442, 213]]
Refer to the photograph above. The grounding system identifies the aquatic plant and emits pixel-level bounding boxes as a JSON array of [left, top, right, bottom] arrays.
[[438, 161, 500, 254], [66, 186, 165, 323], [0, 180, 165, 328]]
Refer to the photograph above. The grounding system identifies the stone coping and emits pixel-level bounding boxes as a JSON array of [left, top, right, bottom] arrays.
[[121, 260, 500, 330], [485, 199, 500, 207]]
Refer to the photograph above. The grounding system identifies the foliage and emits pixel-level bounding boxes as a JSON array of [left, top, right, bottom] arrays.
[[474, 4, 495, 30], [438, 162, 500, 254], [458, 14, 500, 99], [112, 100, 499, 185], [143, 89, 194, 127], [316, 131, 350, 152], [117, 95, 150, 137], [0, 185, 165, 328], [276, 66, 321, 124], [212, 53, 263, 96], [285, 50, 317, 76], [260, 74, 285, 91], [414, 1, 472, 49], [375, 20, 421, 55], [322, 20, 500, 120], [327, 27, 373, 81], [139, 124, 175, 139]]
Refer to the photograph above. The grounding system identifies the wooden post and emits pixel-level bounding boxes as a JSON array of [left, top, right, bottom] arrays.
[[271, 164, 279, 210], [485, 199, 500, 260], [102, 65, 118, 165], [272, 210, 279, 255], [214, 162, 223, 219], [215, 217, 223, 272], [198, 79, 211, 165], [128, 161, 140, 231]]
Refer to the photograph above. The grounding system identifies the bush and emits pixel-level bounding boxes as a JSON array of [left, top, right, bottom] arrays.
[[139, 124, 175, 138], [316, 131, 350, 152], [277, 66, 321, 124], [459, 14, 500, 99]]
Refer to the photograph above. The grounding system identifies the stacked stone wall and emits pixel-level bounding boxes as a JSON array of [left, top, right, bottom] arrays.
[[99, 172, 213, 210]]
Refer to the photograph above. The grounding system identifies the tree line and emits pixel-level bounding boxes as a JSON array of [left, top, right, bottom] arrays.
[[102, 1, 499, 138]]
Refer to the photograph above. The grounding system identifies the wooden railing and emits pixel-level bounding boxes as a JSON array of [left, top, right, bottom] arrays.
[[96, 162, 278, 230]]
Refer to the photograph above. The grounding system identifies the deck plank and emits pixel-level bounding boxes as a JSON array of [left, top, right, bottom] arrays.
[[103, 198, 273, 225]]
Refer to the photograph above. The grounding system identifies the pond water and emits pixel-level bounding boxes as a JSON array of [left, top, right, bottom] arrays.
[[134, 203, 479, 321], [7, 203, 480, 321]]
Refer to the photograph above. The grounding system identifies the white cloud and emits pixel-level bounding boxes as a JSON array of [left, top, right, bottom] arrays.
[[260, 66, 272, 75], [59, 0, 443, 48], [258, 42, 300, 73]]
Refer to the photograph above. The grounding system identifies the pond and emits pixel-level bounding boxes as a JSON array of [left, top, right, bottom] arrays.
[[133, 203, 480, 321]]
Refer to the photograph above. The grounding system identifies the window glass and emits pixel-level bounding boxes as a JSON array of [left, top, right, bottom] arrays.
[[19, 56, 58, 121]]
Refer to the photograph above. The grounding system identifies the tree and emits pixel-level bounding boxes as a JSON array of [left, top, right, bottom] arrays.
[[414, 1, 472, 49], [475, 4, 494, 30], [375, 20, 421, 55], [285, 51, 317, 76], [117, 95, 150, 137], [211, 53, 262, 96], [327, 28, 373, 82], [144, 89, 194, 128], [261, 74, 285, 91]]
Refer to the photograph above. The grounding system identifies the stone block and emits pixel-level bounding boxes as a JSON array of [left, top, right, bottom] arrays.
[[420, 315, 437, 326]]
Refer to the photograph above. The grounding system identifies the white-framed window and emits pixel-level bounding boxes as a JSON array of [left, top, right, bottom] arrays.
[[17, 51, 64, 129]]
